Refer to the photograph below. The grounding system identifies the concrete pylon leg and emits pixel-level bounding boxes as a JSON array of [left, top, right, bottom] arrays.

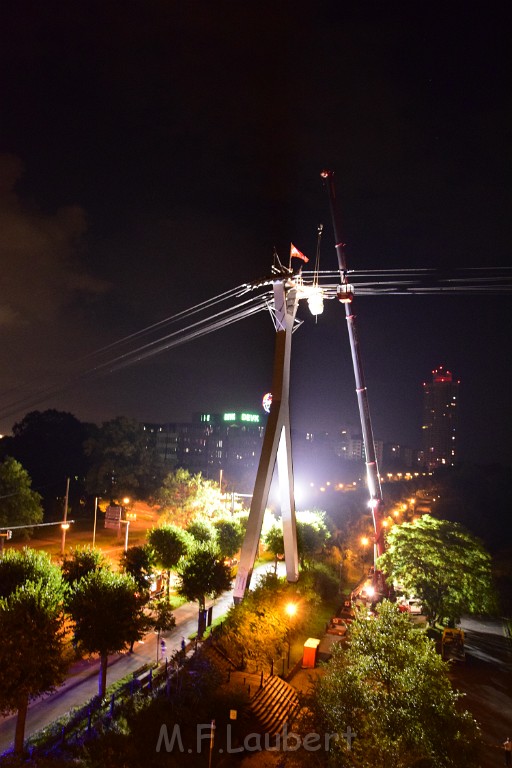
[[233, 280, 298, 603]]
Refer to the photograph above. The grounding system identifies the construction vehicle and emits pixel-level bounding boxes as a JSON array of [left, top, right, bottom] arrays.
[[441, 627, 466, 662]]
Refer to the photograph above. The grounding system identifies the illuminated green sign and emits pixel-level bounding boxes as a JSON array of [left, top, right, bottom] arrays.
[[223, 412, 260, 424], [241, 413, 260, 423]]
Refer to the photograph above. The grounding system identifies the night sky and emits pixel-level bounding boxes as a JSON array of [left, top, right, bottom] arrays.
[[0, 2, 510, 466]]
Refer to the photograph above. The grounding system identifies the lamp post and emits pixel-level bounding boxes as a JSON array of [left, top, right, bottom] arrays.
[[284, 602, 297, 670], [60, 477, 70, 556], [92, 496, 98, 548], [120, 520, 130, 552], [360, 535, 369, 577]]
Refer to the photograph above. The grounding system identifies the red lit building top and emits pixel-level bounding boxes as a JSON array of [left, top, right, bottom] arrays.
[[421, 365, 460, 469]]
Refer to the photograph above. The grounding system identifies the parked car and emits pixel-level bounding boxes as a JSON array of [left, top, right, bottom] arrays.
[[327, 618, 350, 637]]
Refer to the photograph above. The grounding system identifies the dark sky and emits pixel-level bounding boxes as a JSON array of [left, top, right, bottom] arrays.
[[0, 1, 510, 465]]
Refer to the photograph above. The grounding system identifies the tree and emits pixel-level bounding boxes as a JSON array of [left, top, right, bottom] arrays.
[[66, 569, 145, 697], [120, 544, 156, 593], [155, 468, 223, 525], [61, 545, 107, 586], [150, 598, 176, 656], [264, 523, 284, 572], [219, 574, 312, 671], [187, 518, 216, 544], [0, 549, 69, 755], [176, 543, 232, 637], [147, 524, 191, 597], [311, 601, 481, 766], [84, 416, 164, 500], [0, 456, 43, 533], [213, 517, 244, 558], [296, 509, 331, 567], [378, 515, 496, 625], [0, 409, 89, 518]]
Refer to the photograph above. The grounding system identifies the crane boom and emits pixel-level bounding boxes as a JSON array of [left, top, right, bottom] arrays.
[[321, 170, 386, 566]]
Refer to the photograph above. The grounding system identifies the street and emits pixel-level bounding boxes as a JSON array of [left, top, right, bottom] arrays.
[[451, 616, 512, 767]]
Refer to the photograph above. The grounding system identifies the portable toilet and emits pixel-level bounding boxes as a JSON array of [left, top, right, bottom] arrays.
[[302, 638, 321, 668]]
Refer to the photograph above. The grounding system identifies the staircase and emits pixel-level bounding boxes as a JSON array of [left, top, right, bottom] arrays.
[[250, 675, 299, 736], [202, 642, 300, 736]]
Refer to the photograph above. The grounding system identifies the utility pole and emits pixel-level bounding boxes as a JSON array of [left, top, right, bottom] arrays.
[[92, 496, 98, 547], [60, 477, 70, 556], [0, 530, 12, 556]]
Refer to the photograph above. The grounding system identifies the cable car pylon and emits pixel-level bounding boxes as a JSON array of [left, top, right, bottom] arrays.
[[233, 265, 300, 603]]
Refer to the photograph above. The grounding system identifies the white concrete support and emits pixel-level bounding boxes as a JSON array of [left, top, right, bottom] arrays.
[[233, 280, 298, 602]]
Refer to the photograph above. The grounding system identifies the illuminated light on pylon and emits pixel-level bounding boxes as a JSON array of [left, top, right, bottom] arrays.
[[307, 287, 324, 316], [262, 392, 272, 414]]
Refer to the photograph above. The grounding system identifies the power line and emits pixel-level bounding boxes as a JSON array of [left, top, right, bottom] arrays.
[[0, 267, 510, 421]]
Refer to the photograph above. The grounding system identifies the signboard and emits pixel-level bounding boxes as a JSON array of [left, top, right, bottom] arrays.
[[223, 412, 261, 424], [105, 505, 122, 530]]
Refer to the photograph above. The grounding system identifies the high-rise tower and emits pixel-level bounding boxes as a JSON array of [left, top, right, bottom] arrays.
[[422, 365, 460, 469]]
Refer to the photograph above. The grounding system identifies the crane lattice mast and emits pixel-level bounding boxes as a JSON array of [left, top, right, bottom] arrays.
[[321, 170, 386, 577]]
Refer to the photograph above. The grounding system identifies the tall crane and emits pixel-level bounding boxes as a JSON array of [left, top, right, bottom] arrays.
[[321, 170, 386, 593], [233, 172, 389, 603]]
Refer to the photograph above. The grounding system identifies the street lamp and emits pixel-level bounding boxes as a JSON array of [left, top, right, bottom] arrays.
[[60, 477, 70, 556], [120, 520, 130, 552], [360, 536, 370, 577], [284, 602, 297, 669]]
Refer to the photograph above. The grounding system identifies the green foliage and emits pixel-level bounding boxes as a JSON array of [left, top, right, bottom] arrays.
[[296, 509, 331, 566], [0, 549, 69, 754], [67, 569, 142, 657], [66, 569, 145, 696], [2, 409, 89, 518], [186, 518, 215, 544], [176, 542, 232, 611], [120, 544, 156, 593], [301, 561, 340, 601], [219, 574, 316, 671], [312, 601, 481, 766], [378, 514, 497, 624], [84, 416, 164, 500], [263, 523, 284, 569], [61, 545, 107, 586], [213, 517, 244, 558], [150, 597, 176, 634], [0, 547, 57, 599], [155, 468, 223, 525], [148, 524, 190, 571], [0, 456, 43, 532]]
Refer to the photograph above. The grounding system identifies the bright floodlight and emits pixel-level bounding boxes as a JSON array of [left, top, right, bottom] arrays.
[[366, 585, 375, 597], [285, 602, 297, 618], [307, 288, 324, 316]]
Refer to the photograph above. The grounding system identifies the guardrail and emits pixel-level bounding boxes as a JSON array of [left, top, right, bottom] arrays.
[[24, 652, 187, 758]]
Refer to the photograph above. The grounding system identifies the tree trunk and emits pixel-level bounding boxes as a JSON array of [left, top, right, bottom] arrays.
[[98, 653, 108, 698], [14, 693, 29, 755]]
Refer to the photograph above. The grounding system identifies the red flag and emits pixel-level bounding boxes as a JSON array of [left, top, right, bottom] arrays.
[[290, 243, 309, 263]]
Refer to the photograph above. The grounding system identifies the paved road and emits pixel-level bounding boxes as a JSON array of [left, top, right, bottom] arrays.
[[451, 616, 512, 767], [0, 561, 283, 756]]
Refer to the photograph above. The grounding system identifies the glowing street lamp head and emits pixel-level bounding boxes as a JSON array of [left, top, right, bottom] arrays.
[[285, 602, 297, 618], [361, 536, 369, 547]]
